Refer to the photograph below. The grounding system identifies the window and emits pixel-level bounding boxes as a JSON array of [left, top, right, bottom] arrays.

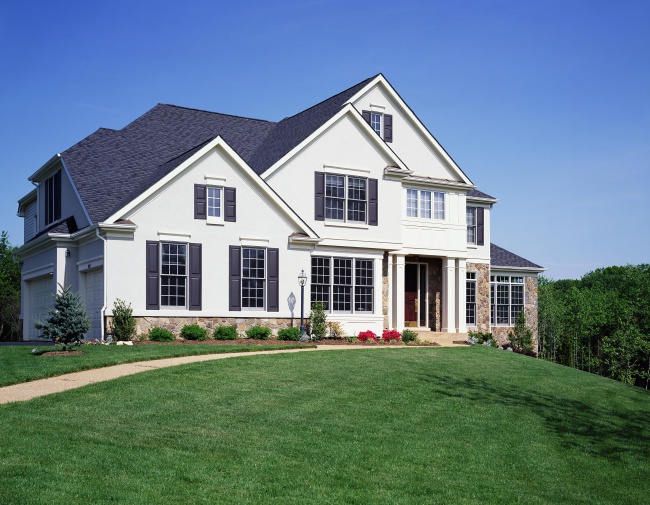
[[207, 187, 222, 218], [370, 112, 382, 135], [466, 272, 476, 325], [467, 207, 477, 244], [405, 189, 444, 220], [242, 247, 265, 309], [490, 276, 524, 325], [44, 170, 61, 226], [325, 174, 367, 223], [161, 243, 187, 307], [311, 256, 374, 313]]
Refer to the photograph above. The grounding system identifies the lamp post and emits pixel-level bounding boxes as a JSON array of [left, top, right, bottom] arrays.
[[298, 269, 307, 337]]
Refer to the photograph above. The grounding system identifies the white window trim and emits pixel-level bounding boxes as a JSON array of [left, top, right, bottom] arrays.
[[405, 188, 445, 221], [206, 186, 224, 225], [310, 255, 374, 314], [241, 246, 266, 311], [325, 173, 368, 225], [490, 275, 525, 326]]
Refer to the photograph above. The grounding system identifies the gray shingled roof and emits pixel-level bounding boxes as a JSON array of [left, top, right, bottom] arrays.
[[61, 77, 378, 225], [467, 188, 496, 200], [490, 243, 543, 269]]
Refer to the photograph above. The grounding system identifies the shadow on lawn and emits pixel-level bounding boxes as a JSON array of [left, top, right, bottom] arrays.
[[417, 372, 650, 462]]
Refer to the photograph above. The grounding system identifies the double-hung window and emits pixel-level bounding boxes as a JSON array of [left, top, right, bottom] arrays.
[[467, 207, 477, 244], [406, 189, 444, 220], [241, 247, 265, 309], [207, 187, 222, 219], [44, 170, 61, 226], [466, 272, 477, 325], [370, 112, 382, 136], [490, 276, 524, 325], [325, 174, 367, 223], [310, 256, 374, 313], [161, 243, 187, 307]]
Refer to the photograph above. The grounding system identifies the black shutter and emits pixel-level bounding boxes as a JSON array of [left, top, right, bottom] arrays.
[[267, 248, 279, 312], [194, 184, 206, 220], [146, 241, 159, 310], [44, 177, 51, 225], [477, 207, 485, 246], [362, 110, 371, 125], [384, 114, 393, 143], [224, 187, 236, 222], [53, 171, 61, 221], [315, 172, 325, 221], [229, 246, 241, 311], [189, 243, 202, 311], [368, 178, 378, 226]]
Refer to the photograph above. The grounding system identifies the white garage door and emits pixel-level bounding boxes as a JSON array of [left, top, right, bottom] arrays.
[[28, 276, 54, 340], [85, 269, 104, 341]]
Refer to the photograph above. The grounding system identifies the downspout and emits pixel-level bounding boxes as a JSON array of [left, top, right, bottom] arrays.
[[95, 227, 107, 341]]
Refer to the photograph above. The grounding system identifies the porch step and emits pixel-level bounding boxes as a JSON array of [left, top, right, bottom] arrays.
[[412, 330, 469, 346]]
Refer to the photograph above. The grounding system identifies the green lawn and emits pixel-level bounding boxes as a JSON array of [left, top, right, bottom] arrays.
[[1, 347, 648, 504], [0, 343, 311, 387]]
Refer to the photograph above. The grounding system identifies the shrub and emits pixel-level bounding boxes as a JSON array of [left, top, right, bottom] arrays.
[[277, 327, 301, 341], [180, 324, 207, 341], [35, 285, 90, 350], [382, 329, 402, 342], [246, 325, 271, 340], [508, 310, 535, 355], [149, 327, 175, 342], [401, 329, 417, 344], [110, 299, 136, 341], [309, 302, 327, 340], [214, 326, 238, 340], [468, 331, 497, 347], [358, 330, 378, 342], [327, 321, 345, 339]]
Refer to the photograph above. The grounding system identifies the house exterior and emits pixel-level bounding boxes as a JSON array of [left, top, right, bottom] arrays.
[[16, 74, 544, 345]]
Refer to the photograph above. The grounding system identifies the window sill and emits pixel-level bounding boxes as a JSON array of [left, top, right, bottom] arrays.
[[324, 221, 369, 230], [206, 217, 224, 226]]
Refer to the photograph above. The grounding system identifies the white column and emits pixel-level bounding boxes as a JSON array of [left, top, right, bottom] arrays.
[[55, 247, 67, 292], [442, 257, 456, 332], [456, 258, 467, 333], [393, 254, 406, 330]]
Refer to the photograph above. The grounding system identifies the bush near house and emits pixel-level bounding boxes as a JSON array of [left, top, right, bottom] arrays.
[[277, 327, 301, 341], [358, 330, 378, 342], [110, 299, 136, 341], [309, 302, 327, 340], [327, 321, 345, 339], [508, 310, 535, 355], [214, 326, 238, 340], [382, 329, 402, 342], [180, 324, 208, 341], [401, 329, 417, 344], [468, 331, 497, 348], [149, 327, 175, 342], [246, 325, 271, 340], [35, 285, 90, 350]]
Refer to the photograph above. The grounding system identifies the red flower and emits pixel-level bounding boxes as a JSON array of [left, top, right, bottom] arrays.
[[358, 330, 378, 342]]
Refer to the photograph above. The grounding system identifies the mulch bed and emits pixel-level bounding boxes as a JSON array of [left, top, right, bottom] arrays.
[[133, 339, 440, 346]]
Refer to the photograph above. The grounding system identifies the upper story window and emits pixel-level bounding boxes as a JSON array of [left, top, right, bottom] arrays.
[[466, 206, 484, 245], [490, 275, 524, 326], [195, 184, 236, 222], [44, 170, 61, 226], [406, 189, 444, 220], [326, 174, 367, 223], [362, 110, 392, 142], [207, 187, 222, 218]]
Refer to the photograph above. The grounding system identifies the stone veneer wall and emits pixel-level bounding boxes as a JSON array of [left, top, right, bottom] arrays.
[[466, 262, 490, 333], [105, 316, 294, 340], [489, 276, 539, 354]]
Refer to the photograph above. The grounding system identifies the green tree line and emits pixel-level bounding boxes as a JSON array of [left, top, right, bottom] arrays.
[[538, 265, 650, 388], [0, 231, 21, 341]]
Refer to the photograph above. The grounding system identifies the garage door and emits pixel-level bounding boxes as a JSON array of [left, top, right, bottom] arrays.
[[85, 269, 104, 340], [28, 276, 54, 340]]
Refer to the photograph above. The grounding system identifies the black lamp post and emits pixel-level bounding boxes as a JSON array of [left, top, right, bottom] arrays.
[[298, 269, 307, 336]]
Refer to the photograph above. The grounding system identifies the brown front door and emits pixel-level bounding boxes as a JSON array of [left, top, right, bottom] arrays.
[[405, 264, 418, 326]]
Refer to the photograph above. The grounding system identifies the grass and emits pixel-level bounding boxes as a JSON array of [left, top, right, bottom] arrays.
[[0, 342, 312, 387], [1, 346, 649, 504]]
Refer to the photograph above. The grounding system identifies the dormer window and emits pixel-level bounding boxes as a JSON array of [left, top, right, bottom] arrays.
[[362, 110, 393, 142], [44, 170, 61, 226]]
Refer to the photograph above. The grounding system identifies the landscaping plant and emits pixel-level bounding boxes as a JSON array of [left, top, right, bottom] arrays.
[[358, 330, 378, 342], [277, 327, 301, 341], [148, 327, 175, 342], [401, 329, 417, 344], [180, 324, 208, 341], [508, 310, 535, 355], [246, 325, 271, 340], [214, 326, 238, 340], [34, 285, 90, 350], [382, 329, 402, 342], [309, 302, 327, 340], [327, 321, 345, 339], [110, 298, 136, 341]]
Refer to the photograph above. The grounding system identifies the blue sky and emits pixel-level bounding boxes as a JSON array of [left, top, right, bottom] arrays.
[[1, 0, 648, 280]]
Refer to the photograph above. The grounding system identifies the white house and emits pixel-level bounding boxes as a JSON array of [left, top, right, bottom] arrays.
[[16, 74, 544, 344]]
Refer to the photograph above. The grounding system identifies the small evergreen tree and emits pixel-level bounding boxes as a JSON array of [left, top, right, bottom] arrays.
[[110, 299, 136, 341], [508, 309, 535, 355], [309, 302, 327, 340], [35, 285, 90, 350]]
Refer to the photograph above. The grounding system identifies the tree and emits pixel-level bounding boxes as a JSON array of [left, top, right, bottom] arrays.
[[508, 309, 534, 355], [109, 298, 136, 341], [35, 285, 90, 350], [0, 231, 21, 341]]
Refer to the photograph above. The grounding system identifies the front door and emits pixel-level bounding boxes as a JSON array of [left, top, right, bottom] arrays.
[[405, 263, 427, 328]]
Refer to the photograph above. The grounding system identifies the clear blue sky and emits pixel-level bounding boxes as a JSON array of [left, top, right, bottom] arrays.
[[1, 0, 648, 280]]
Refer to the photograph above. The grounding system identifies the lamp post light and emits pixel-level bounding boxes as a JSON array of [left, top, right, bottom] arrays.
[[298, 269, 307, 337]]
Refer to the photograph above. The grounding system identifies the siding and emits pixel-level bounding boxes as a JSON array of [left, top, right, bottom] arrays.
[[24, 201, 37, 243]]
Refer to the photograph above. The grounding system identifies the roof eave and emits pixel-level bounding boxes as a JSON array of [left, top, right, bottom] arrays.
[[28, 154, 62, 182]]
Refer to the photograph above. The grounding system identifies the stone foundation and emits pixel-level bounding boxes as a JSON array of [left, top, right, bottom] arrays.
[[105, 316, 294, 340], [466, 262, 490, 333]]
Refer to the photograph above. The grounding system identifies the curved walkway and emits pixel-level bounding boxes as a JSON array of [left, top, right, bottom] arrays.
[[1, 344, 432, 405]]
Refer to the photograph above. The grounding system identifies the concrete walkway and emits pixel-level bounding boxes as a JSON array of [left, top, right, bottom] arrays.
[[1, 343, 462, 405]]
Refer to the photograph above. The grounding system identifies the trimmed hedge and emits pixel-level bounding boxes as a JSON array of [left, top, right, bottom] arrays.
[[180, 324, 207, 341], [277, 327, 301, 341], [246, 326, 271, 340], [214, 326, 238, 340], [149, 327, 175, 342]]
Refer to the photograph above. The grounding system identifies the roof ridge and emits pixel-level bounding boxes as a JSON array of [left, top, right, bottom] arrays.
[[157, 103, 274, 123], [279, 74, 378, 122]]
